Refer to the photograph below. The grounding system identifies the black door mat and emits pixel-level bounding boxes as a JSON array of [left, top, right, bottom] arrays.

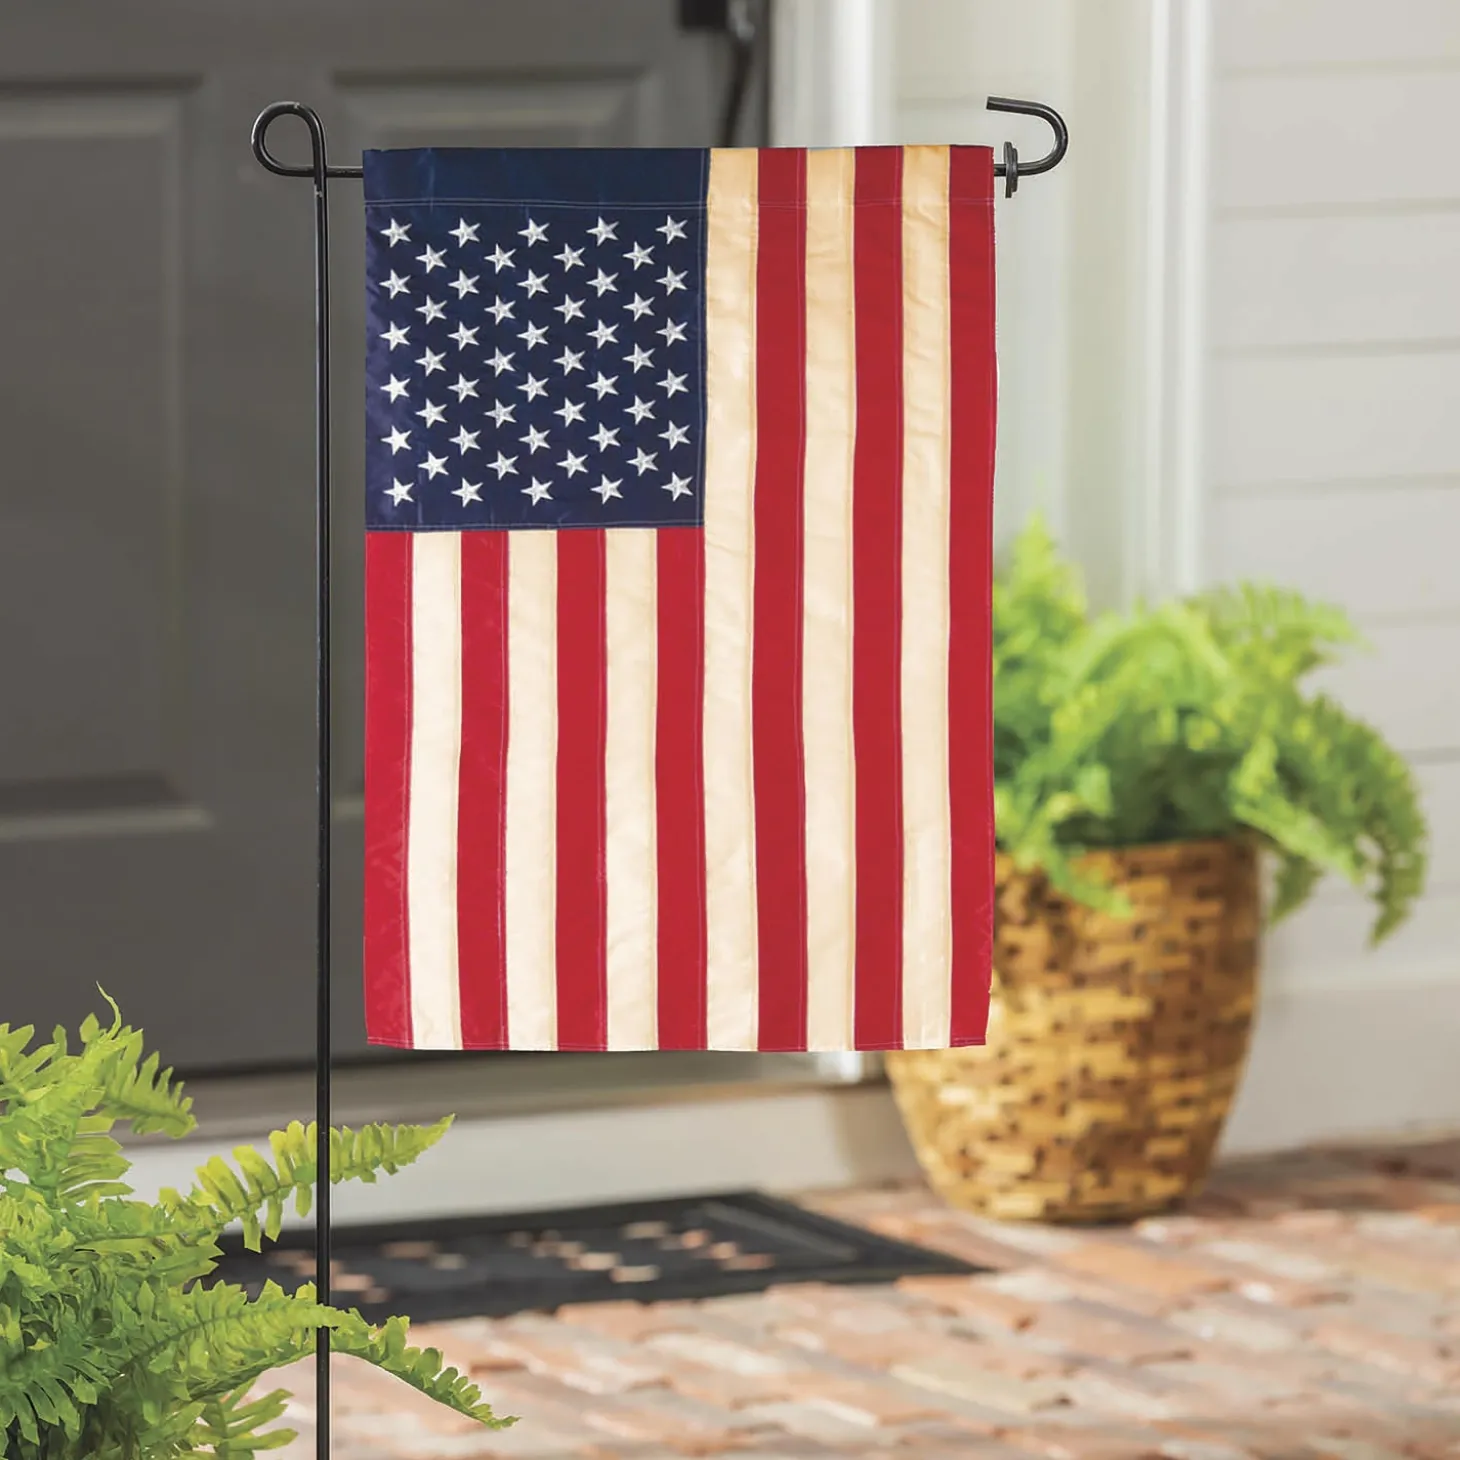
[[207, 1190, 979, 1325]]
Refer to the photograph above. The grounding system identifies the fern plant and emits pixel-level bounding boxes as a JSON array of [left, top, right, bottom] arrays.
[[994, 516, 1427, 941], [0, 989, 512, 1458]]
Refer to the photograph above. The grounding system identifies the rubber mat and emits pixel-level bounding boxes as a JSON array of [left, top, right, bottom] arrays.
[[207, 1189, 978, 1324]]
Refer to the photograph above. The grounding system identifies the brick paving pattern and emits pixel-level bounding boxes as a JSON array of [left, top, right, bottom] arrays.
[[265, 1134, 1460, 1459]]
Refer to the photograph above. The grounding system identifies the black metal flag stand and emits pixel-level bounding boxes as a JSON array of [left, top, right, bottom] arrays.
[[248, 93, 1066, 1460]]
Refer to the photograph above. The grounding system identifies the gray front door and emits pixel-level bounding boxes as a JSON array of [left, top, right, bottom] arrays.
[[0, 2, 762, 1072]]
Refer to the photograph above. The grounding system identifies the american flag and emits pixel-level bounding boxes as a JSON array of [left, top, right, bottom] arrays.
[[363, 145, 995, 1053]]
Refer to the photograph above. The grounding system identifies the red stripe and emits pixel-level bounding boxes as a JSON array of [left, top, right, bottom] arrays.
[[851, 147, 906, 1051], [655, 527, 708, 1049], [751, 148, 810, 1053], [456, 530, 510, 1049], [363, 531, 414, 1047], [947, 147, 997, 1046], [555, 528, 609, 1050]]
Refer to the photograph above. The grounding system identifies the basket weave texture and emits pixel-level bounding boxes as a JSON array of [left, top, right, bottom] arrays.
[[885, 837, 1260, 1223]]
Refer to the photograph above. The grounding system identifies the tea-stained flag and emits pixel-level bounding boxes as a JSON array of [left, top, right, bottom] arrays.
[[363, 145, 995, 1053]]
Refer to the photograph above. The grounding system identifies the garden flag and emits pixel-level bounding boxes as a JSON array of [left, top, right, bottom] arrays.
[[362, 145, 995, 1053]]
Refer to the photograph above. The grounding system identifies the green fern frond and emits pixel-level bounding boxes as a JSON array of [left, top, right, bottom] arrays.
[[320, 1301, 512, 1430], [158, 1116, 452, 1251], [993, 518, 1429, 942], [189, 1385, 297, 1457], [0, 1003, 503, 1460]]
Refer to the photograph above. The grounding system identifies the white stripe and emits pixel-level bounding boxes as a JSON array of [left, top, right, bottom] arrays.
[[702, 149, 761, 1051], [801, 148, 858, 1052], [604, 529, 659, 1050], [407, 533, 463, 1049], [899, 146, 955, 1050], [503, 531, 558, 1050]]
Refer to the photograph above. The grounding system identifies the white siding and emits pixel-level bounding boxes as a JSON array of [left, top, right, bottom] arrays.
[[1211, 213, 1460, 350], [1217, 0, 1460, 68], [1207, 487, 1460, 619], [1317, 622, 1460, 755], [1204, 0, 1460, 991], [1210, 356, 1460, 489], [1212, 71, 1460, 211]]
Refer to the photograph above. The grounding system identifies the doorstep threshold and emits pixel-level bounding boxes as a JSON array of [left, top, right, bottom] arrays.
[[124, 1050, 878, 1149]]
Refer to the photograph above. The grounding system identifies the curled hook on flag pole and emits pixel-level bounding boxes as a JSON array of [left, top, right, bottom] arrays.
[[987, 96, 1070, 197]]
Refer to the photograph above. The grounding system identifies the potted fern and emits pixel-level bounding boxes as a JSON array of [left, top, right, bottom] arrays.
[[885, 517, 1428, 1224], [0, 991, 512, 1458]]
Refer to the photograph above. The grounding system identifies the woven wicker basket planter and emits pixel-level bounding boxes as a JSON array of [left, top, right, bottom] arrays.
[[885, 837, 1261, 1223]]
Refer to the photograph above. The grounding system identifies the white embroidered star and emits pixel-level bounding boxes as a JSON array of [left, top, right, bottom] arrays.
[[588, 216, 618, 244], [555, 346, 584, 374], [486, 399, 515, 427], [660, 421, 690, 448], [554, 399, 586, 426], [381, 218, 411, 246], [657, 216, 688, 242], [664, 473, 694, 500], [450, 270, 479, 299], [488, 245, 515, 272], [381, 322, 409, 349], [382, 270, 410, 298], [519, 373, 548, 401], [450, 374, 479, 402], [625, 344, 654, 372], [415, 296, 446, 323], [453, 478, 483, 504], [524, 478, 553, 504], [520, 270, 548, 297], [588, 320, 618, 348], [416, 348, 445, 376], [519, 320, 550, 349], [590, 423, 620, 451], [416, 245, 446, 272], [380, 375, 409, 402], [416, 400, 446, 428], [559, 449, 588, 477], [589, 372, 618, 400], [486, 295, 514, 323], [657, 318, 688, 345], [386, 477, 413, 503], [625, 241, 654, 269], [450, 218, 480, 247], [627, 396, 655, 424], [554, 295, 585, 322], [592, 474, 623, 503], [519, 217, 549, 245], [381, 426, 411, 454], [449, 322, 479, 350], [489, 451, 518, 479], [451, 426, 480, 453], [488, 349, 515, 376], [556, 244, 584, 271], [520, 424, 550, 453], [629, 448, 657, 476], [660, 370, 688, 398], [421, 452, 449, 479], [589, 269, 618, 297], [658, 268, 687, 295], [625, 293, 654, 319]]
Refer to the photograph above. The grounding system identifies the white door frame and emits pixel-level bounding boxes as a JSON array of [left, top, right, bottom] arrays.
[[1062, 0, 1214, 606], [769, 0, 895, 147]]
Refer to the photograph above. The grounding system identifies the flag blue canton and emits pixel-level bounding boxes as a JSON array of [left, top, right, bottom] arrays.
[[364, 148, 709, 531]]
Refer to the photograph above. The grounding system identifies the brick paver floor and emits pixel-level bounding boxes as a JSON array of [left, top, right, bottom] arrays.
[[264, 1133, 1460, 1459]]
